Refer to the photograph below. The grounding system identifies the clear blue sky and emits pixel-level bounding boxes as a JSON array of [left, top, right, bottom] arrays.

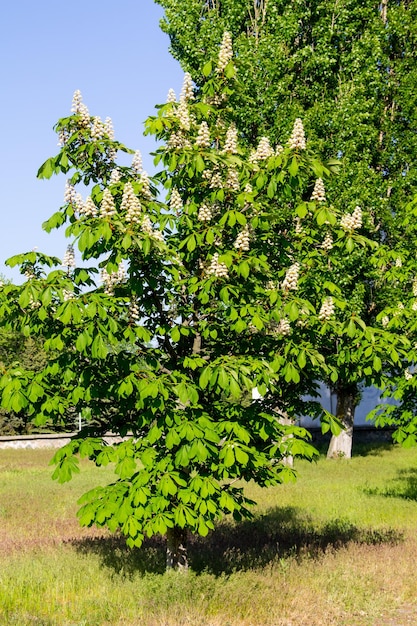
[[0, 1, 184, 282]]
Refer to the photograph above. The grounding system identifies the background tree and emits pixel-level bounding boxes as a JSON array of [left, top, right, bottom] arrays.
[[155, 0, 417, 456], [0, 38, 377, 568]]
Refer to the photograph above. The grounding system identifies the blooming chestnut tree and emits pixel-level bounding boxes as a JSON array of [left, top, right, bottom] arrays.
[[0, 36, 389, 566]]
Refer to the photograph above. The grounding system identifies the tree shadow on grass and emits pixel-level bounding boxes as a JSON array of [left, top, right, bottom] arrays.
[[69, 506, 401, 577], [364, 468, 417, 501]]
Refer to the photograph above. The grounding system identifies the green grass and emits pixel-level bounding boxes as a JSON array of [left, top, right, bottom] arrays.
[[1, 443, 417, 625]]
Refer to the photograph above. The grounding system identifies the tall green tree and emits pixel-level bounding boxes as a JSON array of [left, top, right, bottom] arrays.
[[155, 0, 417, 456], [0, 39, 378, 568]]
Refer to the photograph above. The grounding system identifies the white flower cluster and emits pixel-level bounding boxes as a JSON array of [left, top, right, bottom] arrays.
[[141, 215, 164, 242], [178, 99, 191, 131], [217, 31, 233, 72], [206, 253, 229, 278], [198, 203, 213, 222], [209, 171, 223, 189], [79, 196, 98, 218], [234, 225, 250, 251], [63, 289, 75, 301], [382, 315, 389, 328], [319, 297, 335, 321], [180, 73, 194, 102], [311, 178, 326, 203], [294, 217, 303, 235], [166, 88, 176, 104], [110, 168, 122, 184], [275, 144, 284, 156], [276, 318, 291, 336], [132, 150, 143, 173], [71, 90, 90, 127], [340, 206, 362, 231], [282, 262, 300, 291], [321, 233, 334, 251], [249, 136, 274, 162], [129, 301, 140, 323], [244, 183, 253, 194], [170, 188, 183, 213], [100, 188, 117, 218], [226, 167, 239, 191], [195, 121, 210, 148], [121, 182, 141, 223], [412, 278, 417, 297], [101, 262, 126, 295], [404, 368, 413, 381], [64, 180, 77, 205], [223, 124, 238, 154], [58, 129, 69, 146], [288, 118, 306, 150], [395, 257, 402, 268], [91, 116, 106, 140], [62, 244, 76, 269], [413, 301, 417, 312], [140, 171, 152, 199], [168, 131, 191, 150]]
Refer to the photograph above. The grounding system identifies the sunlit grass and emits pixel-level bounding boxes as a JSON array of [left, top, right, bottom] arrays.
[[1, 443, 417, 625]]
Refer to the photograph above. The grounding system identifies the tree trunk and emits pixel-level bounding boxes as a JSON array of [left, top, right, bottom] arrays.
[[166, 526, 188, 570], [326, 385, 357, 459]]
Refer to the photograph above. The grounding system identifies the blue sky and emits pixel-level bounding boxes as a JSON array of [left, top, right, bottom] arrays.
[[1, 1, 184, 282]]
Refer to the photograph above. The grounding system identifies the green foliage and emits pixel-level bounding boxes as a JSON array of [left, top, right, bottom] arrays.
[[155, 0, 417, 448], [0, 35, 410, 555]]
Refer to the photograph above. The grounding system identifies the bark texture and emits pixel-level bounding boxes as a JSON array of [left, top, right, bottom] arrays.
[[327, 385, 357, 459], [166, 526, 188, 570]]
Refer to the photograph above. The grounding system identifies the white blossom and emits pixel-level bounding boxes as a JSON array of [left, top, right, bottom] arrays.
[[132, 150, 143, 173], [121, 182, 141, 223], [209, 171, 223, 189], [288, 118, 306, 150], [321, 233, 334, 251], [80, 196, 98, 218], [101, 263, 126, 295], [62, 244, 76, 269], [139, 171, 152, 199], [395, 257, 402, 268], [129, 301, 140, 322], [217, 32, 233, 72], [234, 225, 250, 252], [110, 168, 122, 184], [412, 278, 417, 297], [104, 117, 114, 140], [100, 188, 117, 218], [166, 88, 177, 104], [311, 178, 326, 203], [340, 206, 362, 231], [64, 180, 77, 205], [180, 73, 194, 102], [294, 217, 303, 235], [91, 116, 105, 140], [226, 167, 239, 191], [282, 262, 300, 291], [223, 124, 238, 154], [195, 121, 210, 148], [249, 136, 274, 162], [178, 99, 191, 131], [206, 253, 229, 278], [198, 203, 213, 222], [381, 315, 389, 328], [168, 131, 191, 149], [405, 368, 413, 381], [276, 318, 291, 336], [170, 188, 183, 213], [319, 297, 335, 321]]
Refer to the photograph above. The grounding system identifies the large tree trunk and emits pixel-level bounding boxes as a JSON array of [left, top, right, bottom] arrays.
[[326, 385, 357, 459], [166, 526, 188, 570]]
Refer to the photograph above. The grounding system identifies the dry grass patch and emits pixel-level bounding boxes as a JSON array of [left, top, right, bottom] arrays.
[[1, 443, 417, 625]]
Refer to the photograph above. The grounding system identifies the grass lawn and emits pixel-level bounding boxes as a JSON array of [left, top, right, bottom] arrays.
[[1, 442, 417, 625]]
